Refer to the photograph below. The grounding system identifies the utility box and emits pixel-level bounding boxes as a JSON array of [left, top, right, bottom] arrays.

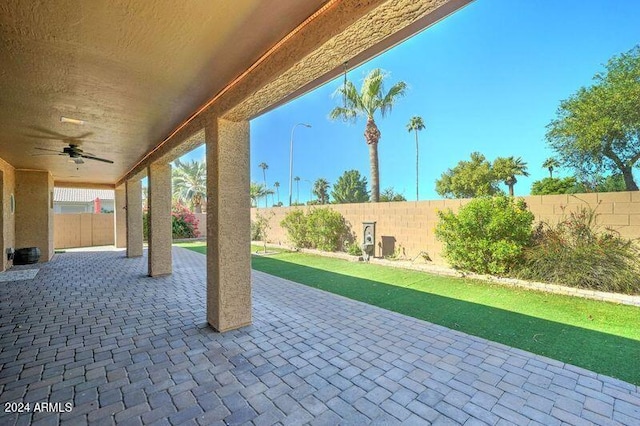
[[362, 221, 376, 261]]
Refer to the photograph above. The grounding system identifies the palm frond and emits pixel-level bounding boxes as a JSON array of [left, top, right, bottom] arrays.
[[380, 81, 408, 117], [329, 106, 358, 122]]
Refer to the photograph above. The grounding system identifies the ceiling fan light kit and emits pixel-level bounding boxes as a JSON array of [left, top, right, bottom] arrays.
[[60, 116, 85, 125]]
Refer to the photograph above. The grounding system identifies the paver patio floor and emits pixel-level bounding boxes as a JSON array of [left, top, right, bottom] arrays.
[[0, 247, 638, 425]]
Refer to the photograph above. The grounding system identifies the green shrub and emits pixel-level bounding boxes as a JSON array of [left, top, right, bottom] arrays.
[[344, 241, 362, 256], [281, 207, 349, 252], [435, 196, 535, 275], [143, 203, 199, 240], [252, 212, 274, 253], [281, 209, 310, 248], [171, 203, 200, 239], [516, 206, 640, 294], [306, 208, 349, 252], [143, 210, 149, 241], [250, 220, 262, 241]]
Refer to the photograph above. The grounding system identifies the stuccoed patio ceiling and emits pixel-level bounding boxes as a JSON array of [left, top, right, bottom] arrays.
[[0, 0, 472, 187], [0, 0, 328, 184]]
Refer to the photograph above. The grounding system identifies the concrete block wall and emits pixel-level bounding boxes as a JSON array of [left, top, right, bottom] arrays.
[[251, 191, 640, 266]]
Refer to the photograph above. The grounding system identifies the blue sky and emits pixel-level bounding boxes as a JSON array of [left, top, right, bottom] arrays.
[[182, 0, 640, 203]]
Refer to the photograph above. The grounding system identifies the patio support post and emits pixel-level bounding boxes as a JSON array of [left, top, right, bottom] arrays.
[[147, 163, 172, 276], [114, 185, 127, 248], [125, 179, 143, 258], [205, 118, 252, 332], [15, 170, 54, 262]]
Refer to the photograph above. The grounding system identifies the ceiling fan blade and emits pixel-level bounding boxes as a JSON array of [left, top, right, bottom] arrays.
[[25, 127, 94, 141], [24, 134, 65, 140], [27, 125, 69, 139], [80, 154, 114, 164], [31, 153, 66, 157], [34, 147, 62, 153]]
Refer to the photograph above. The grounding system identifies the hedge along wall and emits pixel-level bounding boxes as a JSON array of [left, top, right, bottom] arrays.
[[250, 191, 640, 265]]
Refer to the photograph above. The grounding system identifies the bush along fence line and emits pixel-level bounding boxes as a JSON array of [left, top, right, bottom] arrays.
[[251, 191, 640, 296]]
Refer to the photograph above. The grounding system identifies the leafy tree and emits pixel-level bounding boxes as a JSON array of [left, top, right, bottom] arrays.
[[313, 178, 330, 204], [542, 158, 560, 178], [435, 152, 500, 198], [172, 159, 206, 213], [597, 174, 627, 192], [380, 187, 407, 202], [330, 68, 407, 202], [530, 177, 578, 195], [493, 156, 529, 196], [331, 170, 370, 204], [572, 173, 627, 193], [546, 45, 640, 191], [407, 116, 426, 200]]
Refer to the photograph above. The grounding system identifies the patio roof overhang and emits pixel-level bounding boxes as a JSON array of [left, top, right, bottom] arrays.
[[0, 0, 473, 187], [0, 0, 474, 330]]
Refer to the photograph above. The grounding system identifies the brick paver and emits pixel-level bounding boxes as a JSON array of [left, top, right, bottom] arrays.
[[0, 247, 638, 425]]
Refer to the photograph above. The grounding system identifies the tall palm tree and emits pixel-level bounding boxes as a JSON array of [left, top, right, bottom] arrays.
[[294, 176, 301, 204], [172, 159, 206, 213], [313, 178, 330, 204], [493, 156, 530, 196], [330, 68, 407, 202], [258, 162, 269, 207], [406, 116, 426, 201], [274, 181, 280, 205], [542, 157, 560, 178]]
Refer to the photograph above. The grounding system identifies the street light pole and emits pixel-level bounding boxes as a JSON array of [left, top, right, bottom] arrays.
[[288, 123, 311, 206]]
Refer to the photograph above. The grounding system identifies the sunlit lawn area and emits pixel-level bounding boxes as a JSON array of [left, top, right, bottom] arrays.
[[175, 241, 640, 385]]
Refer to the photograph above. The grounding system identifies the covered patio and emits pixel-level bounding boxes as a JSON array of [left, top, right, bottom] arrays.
[[0, 0, 475, 333], [2, 1, 640, 424], [0, 247, 638, 424]]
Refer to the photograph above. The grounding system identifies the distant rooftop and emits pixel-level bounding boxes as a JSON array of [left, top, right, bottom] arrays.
[[54, 188, 114, 203]]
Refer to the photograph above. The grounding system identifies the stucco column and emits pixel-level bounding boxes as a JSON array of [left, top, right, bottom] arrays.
[[125, 179, 143, 258], [114, 185, 127, 248], [147, 163, 172, 276], [205, 118, 251, 332], [15, 170, 54, 262]]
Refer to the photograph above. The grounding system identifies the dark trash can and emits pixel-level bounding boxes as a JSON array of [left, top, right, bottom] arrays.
[[14, 247, 41, 265]]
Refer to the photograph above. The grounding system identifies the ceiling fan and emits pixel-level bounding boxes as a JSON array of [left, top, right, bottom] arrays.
[[27, 126, 113, 164], [33, 143, 114, 164]]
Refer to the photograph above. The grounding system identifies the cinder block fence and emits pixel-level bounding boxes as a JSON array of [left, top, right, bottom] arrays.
[[251, 191, 640, 265]]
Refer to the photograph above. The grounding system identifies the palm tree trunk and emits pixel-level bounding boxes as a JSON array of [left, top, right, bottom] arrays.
[[415, 130, 419, 201], [365, 118, 381, 202], [508, 185, 514, 197]]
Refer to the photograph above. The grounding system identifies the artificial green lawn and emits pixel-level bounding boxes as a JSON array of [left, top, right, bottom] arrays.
[[176, 241, 640, 385]]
